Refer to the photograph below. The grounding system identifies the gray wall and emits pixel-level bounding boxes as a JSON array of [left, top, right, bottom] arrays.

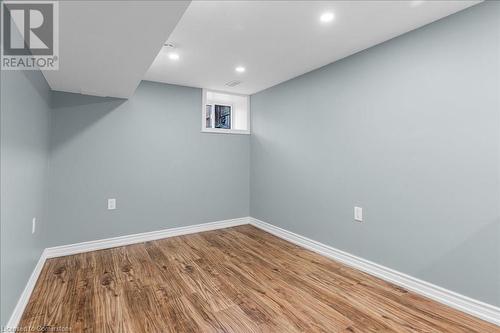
[[46, 81, 249, 246], [1, 70, 51, 324], [250, 2, 500, 306]]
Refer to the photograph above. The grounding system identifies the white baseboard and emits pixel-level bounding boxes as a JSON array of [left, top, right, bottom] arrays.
[[5, 217, 249, 330], [6, 249, 48, 330], [249, 217, 500, 326], [44, 217, 249, 258]]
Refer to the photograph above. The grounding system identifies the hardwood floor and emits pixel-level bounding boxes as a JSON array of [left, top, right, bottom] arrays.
[[19, 225, 498, 332]]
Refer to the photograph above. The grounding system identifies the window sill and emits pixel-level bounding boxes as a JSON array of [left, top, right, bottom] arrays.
[[201, 128, 250, 135]]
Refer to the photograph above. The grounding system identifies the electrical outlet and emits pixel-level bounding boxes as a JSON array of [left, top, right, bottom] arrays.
[[32, 218, 36, 234], [354, 207, 363, 222], [107, 198, 116, 210]]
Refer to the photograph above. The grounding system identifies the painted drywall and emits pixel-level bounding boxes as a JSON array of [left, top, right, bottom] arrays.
[[46, 81, 249, 246], [0, 70, 51, 324], [250, 1, 500, 306]]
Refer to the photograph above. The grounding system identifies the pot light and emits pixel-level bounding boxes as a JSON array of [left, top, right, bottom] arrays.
[[168, 52, 180, 61], [410, 0, 425, 7], [319, 12, 334, 23], [235, 66, 246, 73]]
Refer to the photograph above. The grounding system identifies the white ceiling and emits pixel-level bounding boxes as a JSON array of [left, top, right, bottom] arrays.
[[42, 1, 190, 98], [144, 0, 481, 95]]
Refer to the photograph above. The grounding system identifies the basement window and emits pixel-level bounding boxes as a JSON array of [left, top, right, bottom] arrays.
[[202, 89, 250, 134]]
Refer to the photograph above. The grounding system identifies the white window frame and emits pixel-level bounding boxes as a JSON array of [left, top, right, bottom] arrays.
[[201, 89, 250, 135], [206, 103, 233, 129]]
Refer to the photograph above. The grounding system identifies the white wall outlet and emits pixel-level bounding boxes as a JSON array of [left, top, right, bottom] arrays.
[[32, 218, 36, 234], [354, 207, 363, 222], [107, 198, 116, 210]]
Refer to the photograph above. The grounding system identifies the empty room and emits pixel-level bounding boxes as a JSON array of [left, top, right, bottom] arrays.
[[1, 0, 499, 332]]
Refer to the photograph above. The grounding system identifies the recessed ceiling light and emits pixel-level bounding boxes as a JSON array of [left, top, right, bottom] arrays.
[[319, 12, 334, 23], [168, 52, 180, 61], [235, 66, 246, 73], [410, 0, 425, 7]]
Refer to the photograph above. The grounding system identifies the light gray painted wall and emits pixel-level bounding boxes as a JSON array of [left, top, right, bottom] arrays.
[[1, 70, 51, 324], [46, 81, 249, 246], [250, 2, 500, 306]]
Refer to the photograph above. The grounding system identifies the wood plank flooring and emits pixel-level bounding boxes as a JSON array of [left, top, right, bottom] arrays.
[[19, 225, 499, 332]]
